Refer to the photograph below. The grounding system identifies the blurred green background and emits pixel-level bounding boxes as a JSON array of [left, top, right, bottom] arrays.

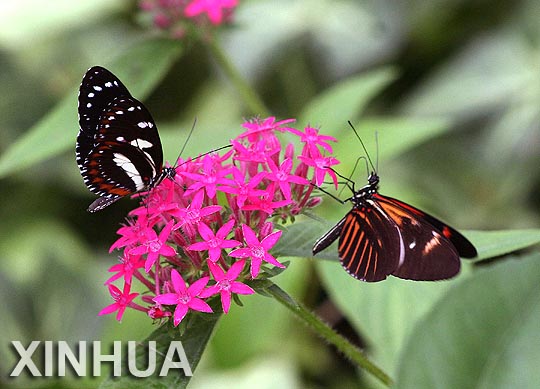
[[0, 0, 539, 388]]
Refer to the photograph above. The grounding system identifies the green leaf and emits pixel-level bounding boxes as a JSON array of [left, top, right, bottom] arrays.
[[318, 260, 459, 375], [288, 223, 540, 375], [273, 221, 332, 260], [299, 67, 397, 130], [0, 38, 183, 178], [465, 229, 540, 260], [395, 253, 540, 388], [100, 311, 221, 389]]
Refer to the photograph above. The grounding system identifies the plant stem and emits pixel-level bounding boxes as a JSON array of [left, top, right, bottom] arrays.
[[206, 36, 271, 117], [266, 281, 394, 387]]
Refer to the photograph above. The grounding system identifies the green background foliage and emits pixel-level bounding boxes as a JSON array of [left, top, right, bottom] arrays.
[[0, 0, 539, 388]]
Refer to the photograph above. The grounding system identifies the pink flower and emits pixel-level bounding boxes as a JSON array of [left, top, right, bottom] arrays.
[[219, 167, 267, 208], [242, 184, 290, 215], [187, 219, 241, 262], [289, 126, 337, 156], [153, 270, 213, 326], [171, 190, 221, 232], [200, 260, 254, 313], [182, 154, 232, 198], [105, 253, 145, 285], [130, 220, 177, 272], [238, 117, 295, 148], [230, 225, 285, 278], [265, 158, 309, 200], [298, 154, 340, 189], [104, 116, 340, 328], [109, 215, 156, 253], [99, 283, 139, 322], [184, 0, 239, 25]]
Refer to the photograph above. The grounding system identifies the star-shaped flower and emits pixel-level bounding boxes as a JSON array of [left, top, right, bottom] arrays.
[[200, 260, 254, 313], [187, 219, 241, 262], [229, 225, 284, 278], [153, 270, 212, 326]]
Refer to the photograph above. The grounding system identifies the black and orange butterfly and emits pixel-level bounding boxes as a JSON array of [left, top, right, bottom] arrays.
[[312, 126, 477, 282]]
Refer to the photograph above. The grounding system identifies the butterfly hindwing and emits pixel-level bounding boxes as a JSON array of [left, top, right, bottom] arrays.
[[338, 204, 403, 282]]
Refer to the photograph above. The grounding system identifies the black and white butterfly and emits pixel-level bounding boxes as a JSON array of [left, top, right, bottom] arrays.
[[76, 66, 175, 212]]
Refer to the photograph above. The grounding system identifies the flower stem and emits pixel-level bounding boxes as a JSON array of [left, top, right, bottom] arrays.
[[265, 281, 394, 387], [206, 36, 271, 117]]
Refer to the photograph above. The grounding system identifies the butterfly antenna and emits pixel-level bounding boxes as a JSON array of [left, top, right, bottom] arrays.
[[337, 156, 365, 196], [171, 118, 198, 168], [347, 120, 377, 173], [310, 183, 346, 205], [375, 130, 380, 173]]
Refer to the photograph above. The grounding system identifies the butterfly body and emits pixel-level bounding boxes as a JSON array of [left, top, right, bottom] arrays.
[[77, 66, 175, 212], [313, 172, 477, 282]]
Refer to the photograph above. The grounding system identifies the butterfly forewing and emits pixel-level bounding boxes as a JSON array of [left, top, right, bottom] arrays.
[[338, 205, 403, 282], [374, 194, 477, 258], [374, 195, 461, 280], [77, 66, 166, 212], [77, 66, 130, 164]]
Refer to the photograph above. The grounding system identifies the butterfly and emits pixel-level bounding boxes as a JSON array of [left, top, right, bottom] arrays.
[[76, 66, 175, 212], [312, 131, 477, 282]]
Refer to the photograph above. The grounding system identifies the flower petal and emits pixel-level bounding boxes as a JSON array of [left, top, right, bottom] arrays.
[[241, 225, 260, 246], [173, 304, 189, 326], [220, 291, 232, 313], [261, 230, 282, 250], [188, 298, 213, 313], [170, 270, 187, 293], [231, 282, 255, 295], [153, 293, 179, 305], [188, 276, 210, 296]]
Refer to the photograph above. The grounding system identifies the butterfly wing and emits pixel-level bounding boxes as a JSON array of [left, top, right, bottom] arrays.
[[77, 67, 163, 212], [312, 217, 346, 256], [374, 194, 477, 258], [338, 204, 403, 282], [374, 194, 475, 280], [77, 66, 130, 163]]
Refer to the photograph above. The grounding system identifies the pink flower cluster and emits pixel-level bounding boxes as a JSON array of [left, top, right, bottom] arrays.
[[139, 0, 239, 38], [100, 117, 338, 326]]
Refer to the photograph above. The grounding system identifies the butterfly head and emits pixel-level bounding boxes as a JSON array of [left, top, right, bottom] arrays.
[[367, 171, 379, 187]]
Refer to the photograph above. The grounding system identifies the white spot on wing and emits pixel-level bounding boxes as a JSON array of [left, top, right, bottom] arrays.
[[423, 232, 442, 255], [113, 153, 145, 191], [131, 139, 153, 149], [138, 122, 148, 128], [93, 86, 102, 91], [86, 103, 92, 108], [105, 82, 113, 87]]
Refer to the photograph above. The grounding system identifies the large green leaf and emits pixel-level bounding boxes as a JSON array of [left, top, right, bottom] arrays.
[[286, 224, 540, 375], [0, 38, 183, 178], [395, 253, 540, 388], [100, 311, 221, 389], [278, 223, 540, 264], [465, 229, 540, 261]]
